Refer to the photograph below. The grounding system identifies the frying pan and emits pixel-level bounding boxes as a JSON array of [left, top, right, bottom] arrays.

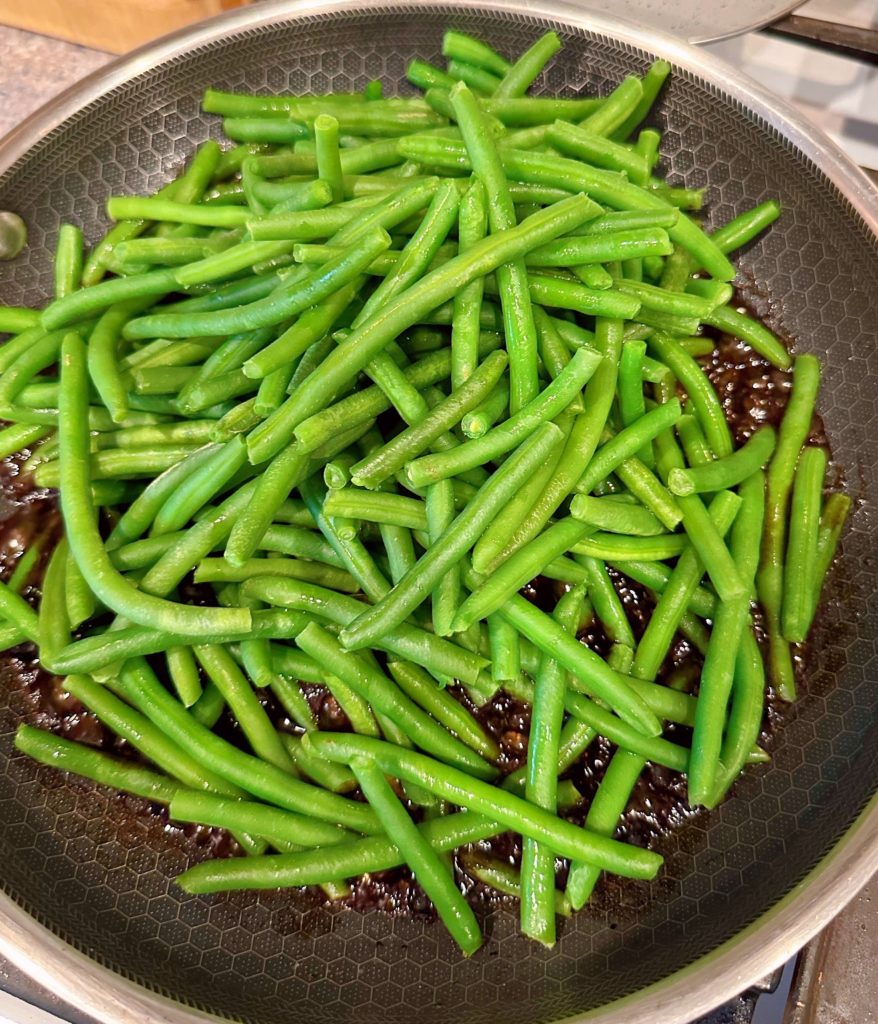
[[0, 2, 877, 1022]]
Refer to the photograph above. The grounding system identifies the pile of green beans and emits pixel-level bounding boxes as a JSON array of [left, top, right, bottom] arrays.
[[0, 26, 848, 957]]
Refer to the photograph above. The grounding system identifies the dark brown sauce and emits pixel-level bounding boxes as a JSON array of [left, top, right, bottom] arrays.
[[0, 312, 829, 919]]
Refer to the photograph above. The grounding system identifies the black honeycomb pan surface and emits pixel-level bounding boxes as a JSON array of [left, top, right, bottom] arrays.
[[0, 7, 877, 1024]]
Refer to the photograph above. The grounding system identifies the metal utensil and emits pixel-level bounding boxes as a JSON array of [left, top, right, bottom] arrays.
[[0, 2, 877, 1022]]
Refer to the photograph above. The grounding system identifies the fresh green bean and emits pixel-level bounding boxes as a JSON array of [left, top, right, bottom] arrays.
[[125, 229, 390, 340], [649, 332, 733, 457], [451, 179, 488, 390], [247, 194, 597, 465], [669, 426, 776, 496], [451, 83, 539, 412], [782, 446, 827, 643], [406, 348, 600, 487], [757, 354, 820, 700], [54, 225, 84, 300], [351, 756, 482, 954], [341, 422, 564, 647], [711, 200, 781, 255], [705, 305, 790, 370], [15, 725, 182, 806], [165, 646, 203, 707], [115, 658, 380, 833], [494, 30, 560, 99], [610, 60, 671, 141], [520, 584, 582, 945], [351, 350, 507, 488], [296, 621, 494, 779], [307, 732, 662, 878], [454, 518, 590, 631]]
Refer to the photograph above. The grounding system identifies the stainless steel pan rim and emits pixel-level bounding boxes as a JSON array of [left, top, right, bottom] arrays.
[[0, 2, 876, 1022]]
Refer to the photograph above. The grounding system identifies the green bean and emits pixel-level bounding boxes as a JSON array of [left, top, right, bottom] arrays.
[[37, 542, 69, 662], [527, 228, 672, 268], [577, 401, 682, 494], [103, 197, 249, 229], [494, 30, 560, 98], [407, 59, 456, 92], [65, 673, 243, 796], [547, 121, 649, 186], [669, 426, 776, 496], [0, 422, 49, 460], [41, 267, 179, 331], [321, 490, 425, 531], [218, 117, 307, 145], [757, 354, 820, 700], [707, 628, 766, 807], [149, 437, 248, 535], [197, 558, 356, 593], [813, 492, 851, 600], [126, 229, 389, 341], [711, 200, 781, 255], [260, 523, 346, 568], [165, 646, 203, 707], [570, 495, 662, 536], [617, 338, 653, 465], [115, 658, 379, 833], [388, 662, 498, 760], [406, 348, 600, 487], [782, 446, 827, 643], [15, 725, 182, 806], [54, 225, 84, 300], [0, 575, 39, 643], [292, 336, 494, 449], [247, 194, 597, 465], [281, 733, 355, 792], [520, 585, 582, 945], [613, 559, 716, 619], [350, 350, 507, 489], [482, 613, 515, 684], [64, 548, 97, 629], [296, 622, 494, 779], [401, 138, 736, 282], [0, 308, 40, 334], [631, 489, 740, 682], [178, 803, 502, 893], [446, 60, 501, 95], [463, 852, 571, 915], [299, 478, 391, 602], [453, 518, 590, 632], [576, 555, 636, 647], [0, 329, 65, 405], [486, 318, 623, 562], [105, 444, 221, 549], [241, 578, 489, 688], [461, 379, 509, 439], [351, 756, 482, 954], [565, 748, 643, 908], [451, 83, 539, 412], [443, 30, 510, 76], [244, 285, 359, 385], [610, 60, 672, 141], [190, 644, 295, 772], [309, 114, 343, 203], [675, 412, 713, 467], [649, 332, 733, 457], [169, 790, 348, 850], [308, 732, 662, 877], [579, 75, 643, 136], [705, 305, 790, 370], [450, 179, 488, 390], [8, 532, 47, 594], [340, 422, 562, 647]]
